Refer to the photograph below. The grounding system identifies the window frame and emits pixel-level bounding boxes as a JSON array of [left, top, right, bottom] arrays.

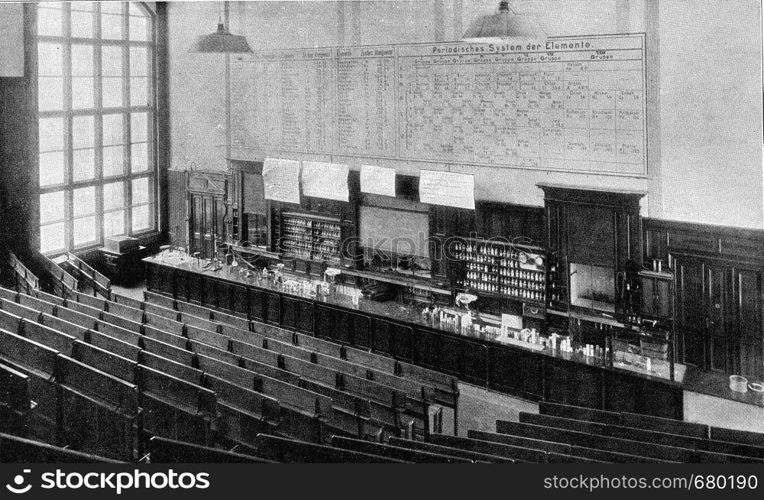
[[36, 1, 158, 255]]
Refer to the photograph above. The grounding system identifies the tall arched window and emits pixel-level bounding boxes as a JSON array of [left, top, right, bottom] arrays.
[[37, 1, 157, 254]]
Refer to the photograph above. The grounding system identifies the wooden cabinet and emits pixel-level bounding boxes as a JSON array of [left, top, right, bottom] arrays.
[[187, 171, 228, 260], [539, 184, 645, 319], [640, 271, 673, 321], [675, 255, 764, 378]]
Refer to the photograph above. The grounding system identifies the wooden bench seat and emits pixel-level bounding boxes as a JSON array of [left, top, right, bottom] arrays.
[[139, 350, 204, 386], [620, 411, 709, 439], [250, 433, 407, 463], [56, 355, 139, 413], [428, 434, 546, 463], [521, 412, 705, 451], [0, 328, 58, 377], [0, 362, 31, 435], [54, 306, 98, 330], [105, 301, 145, 323], [143, 290, 177, 310], [497, 419, 757, 463], [94, 320, 142, 346], [1, 298, 43, 321], [194, 350, 332, 419], [110, 292, 143, 310], [330, 435, 473, 463], [0, 286, 19, 302], [0, 432, 124, 463], [38, 313, 89, 341], [143, 311, 184, 336], [21, 318, 77, 355], [32, 289, 67, 306], [388, 437, 515, 463], [143, 324, 189, 350], [709, 427, 764, 448], [65, 300, 103, 319], [57, 384, 135, 461], [137, 364, 216, 416], [186, 324, 229, 350], [101, 311, 145, 334], [140, 392, 212, 446], [144, 302, 182, 322], [203, 373, 280, 424], [71, 340, 137, 383], [148, 436, 274, 463], [17, 293, 58, 315], [69, 289, 107, 311]]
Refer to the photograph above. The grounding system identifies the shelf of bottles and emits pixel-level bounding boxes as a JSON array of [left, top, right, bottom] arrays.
[[545, 252, 567, 310], [280, 212, 342, 266], [453, 238, 547, 304]]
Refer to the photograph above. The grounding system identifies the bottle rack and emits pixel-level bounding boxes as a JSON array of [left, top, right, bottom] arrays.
[[546, 253, 567, 310], [453, 238, 547, 304], [280, 212, 342, 266]]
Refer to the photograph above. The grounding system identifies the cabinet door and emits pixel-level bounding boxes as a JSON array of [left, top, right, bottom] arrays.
[[654, 278, 673, 318], [675, 257, 705, 367], [735, 268, 763, 378], [640, 276, 656, 317], [706, 265, 732, 373], [566, 205, 614, 267]]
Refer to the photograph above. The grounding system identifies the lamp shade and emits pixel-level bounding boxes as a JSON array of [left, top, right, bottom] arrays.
[[462, 0, 545, 43], [189, 22, 253, 53]]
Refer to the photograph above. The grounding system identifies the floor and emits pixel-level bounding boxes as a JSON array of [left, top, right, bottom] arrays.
[[111, 283, 146, 302], [450, 383, 539, 437]]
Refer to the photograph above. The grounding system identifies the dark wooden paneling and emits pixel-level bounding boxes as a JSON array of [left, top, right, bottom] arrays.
[[231, 284, 248, 315], [438, 333, 462, 378], [281, 296, 298, 331], [249, 288, 265, 322], [605, 371, 683, 420], [461, 340, 488, 385], [544, 359, 603, 409], [414, 328, 440, 371], [264, 292, 280, 325], [488, 345, 544, 399], [186, 271, 202, 304], [296, 300, 314, 334], [202, 277, 218, 309], [371, 318, 393, 356], [476, 202, 545, 245], [350, 313, 371, 349], [314, 304, 334, 341]]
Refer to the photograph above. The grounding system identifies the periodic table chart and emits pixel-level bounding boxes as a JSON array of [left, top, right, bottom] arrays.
[[230, 34, 647, 177]]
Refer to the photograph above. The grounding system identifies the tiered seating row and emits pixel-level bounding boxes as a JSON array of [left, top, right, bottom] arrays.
[[1, 286, 448, 460], [477, 402, 764, 463], [59, 287, 447, 440]]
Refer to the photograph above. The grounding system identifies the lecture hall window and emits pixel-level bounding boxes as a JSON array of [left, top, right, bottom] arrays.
[[36, 2, 157, 254]]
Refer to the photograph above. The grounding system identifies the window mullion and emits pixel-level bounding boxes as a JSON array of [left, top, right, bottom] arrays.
[[95, 1, 105, 245], [63, 2, 74, 252]]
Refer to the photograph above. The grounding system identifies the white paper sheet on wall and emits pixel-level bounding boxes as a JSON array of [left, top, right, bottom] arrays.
[[262, 158, 301, 204], [360, 165, 396, 197], [301, 161, 349, 202], [419, 170, 475, 210]]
